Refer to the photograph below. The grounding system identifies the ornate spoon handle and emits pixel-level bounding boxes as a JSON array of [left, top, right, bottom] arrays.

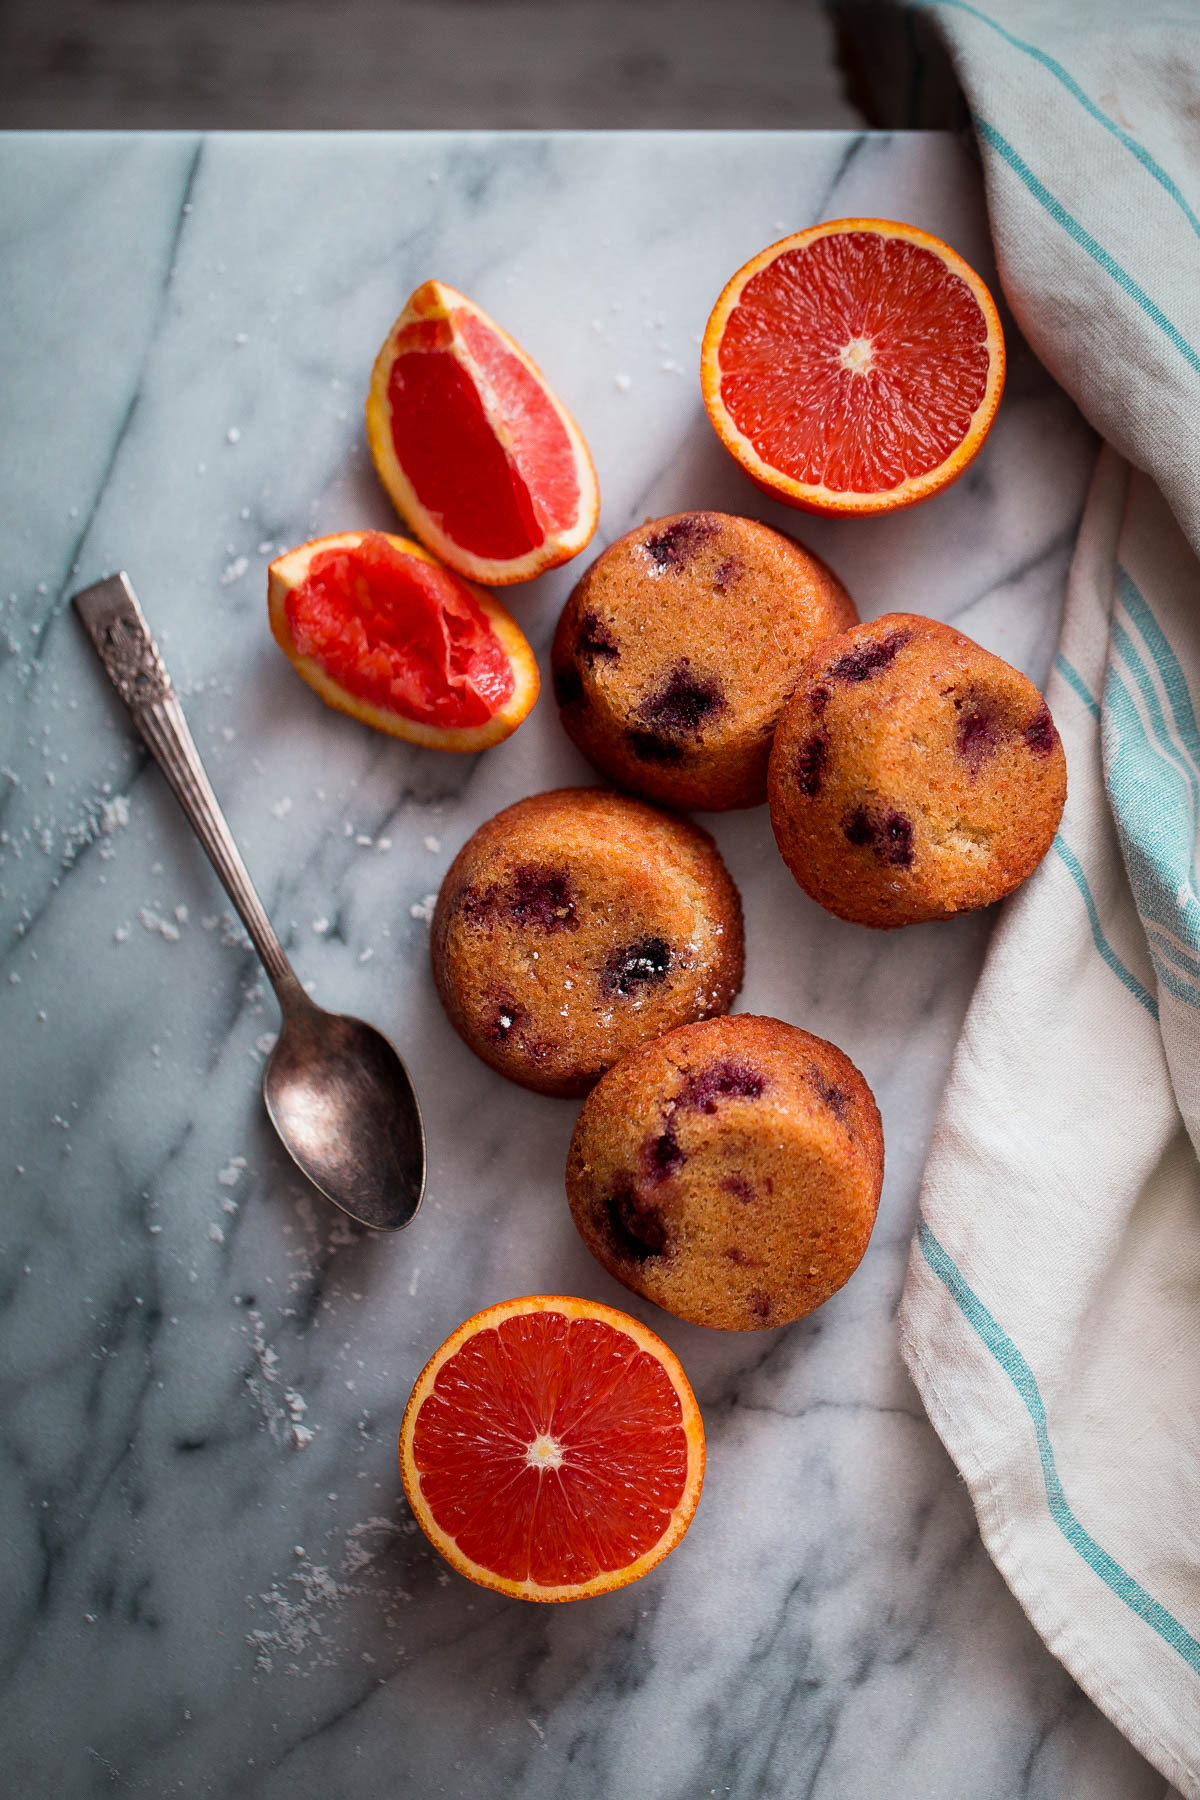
[[72, 572, 299, 996]]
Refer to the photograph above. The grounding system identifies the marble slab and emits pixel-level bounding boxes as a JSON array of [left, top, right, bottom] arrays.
[[0, 132, 1160, 1799]]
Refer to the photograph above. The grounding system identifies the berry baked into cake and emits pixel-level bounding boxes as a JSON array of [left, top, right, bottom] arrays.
[[431, 788, 744, 1097], [767, 613, 1066, 928], [566, 1015, 884, 1330], [553, 511, 857, 810]]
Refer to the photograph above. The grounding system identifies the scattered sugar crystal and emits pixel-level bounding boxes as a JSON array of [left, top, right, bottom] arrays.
[[423, 835, 440, 853], [312, 917, 329, 935], [256, 1032, 278, 1055], [614, 372, 633, 392], [220, 555, 248, 586], [226, 427, 241, 445], [139, 907, 181, 941], [234, 332, 248, 346], [270, 796, 293, 820], [113, 924, 131, 944], [409, 893, 438, 923], [174, 904, 188, 924], [209, 1223, 225, 1244], [221, 726, 236, 742], [99, 794, 130, 834], [661, 358, 683, 374], [218, 1156, 246, 1188], [256, 541, 273, 556], [376, 837, 392, 852], [355, 834, 372, 847], [358, 947, 374, 964]]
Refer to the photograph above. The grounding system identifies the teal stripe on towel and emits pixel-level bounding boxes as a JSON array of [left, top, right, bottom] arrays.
[[1145, 926, 1200, 985], [1116, 569, 1200, 769], [973, 118, 1200, 378], [917, 1218, 1200, 1674], [1110, 619, 1200, 831], [1101, 664, 1200, 969], [915, 0, 1200, 238], [1051, 837, 1158, 1018], [1053, 651, 1100, 719], [1146, 946, 1200, 1011]]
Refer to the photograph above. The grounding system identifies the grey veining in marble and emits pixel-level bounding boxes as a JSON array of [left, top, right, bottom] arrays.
[[0, 132, 1165, 1799]]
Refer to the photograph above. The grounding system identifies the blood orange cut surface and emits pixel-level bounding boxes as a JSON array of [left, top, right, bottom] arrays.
[[268, 531, 540, 752], [366, 280, 600, 586], [701, 219, 1005, 516], [399, 1296, 705, 1601]]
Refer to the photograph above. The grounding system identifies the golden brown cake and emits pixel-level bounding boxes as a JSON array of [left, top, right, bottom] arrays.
[[566, 1014, 884, 1330], [430, 788, 744, 1097], [551, 511, 857, 810], [767, 613, 1066, 928]]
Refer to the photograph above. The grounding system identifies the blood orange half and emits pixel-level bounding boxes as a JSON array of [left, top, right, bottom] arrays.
[[268, 530, 540, 752], [366, 280, 600, 587], [399, 1295, 705, 1602], [701, 219, 1005, 516]]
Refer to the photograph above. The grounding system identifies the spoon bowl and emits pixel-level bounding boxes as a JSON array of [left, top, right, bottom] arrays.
[[264, 995, 426, 1231], [73, 572, 426, 1232]]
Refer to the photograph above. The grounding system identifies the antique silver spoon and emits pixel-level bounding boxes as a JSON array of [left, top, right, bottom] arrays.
[[73, 573, 426, 1232]]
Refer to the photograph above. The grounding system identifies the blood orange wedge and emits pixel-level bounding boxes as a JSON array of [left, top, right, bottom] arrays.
[[366, 280, 600, 586], [399, 1295, 705, 1602], [268, 530, 540, 752], [701, 219, 1005, 516]]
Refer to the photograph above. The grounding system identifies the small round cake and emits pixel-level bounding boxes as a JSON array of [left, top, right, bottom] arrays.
[[431, 788, 744, 1097], [552, 511, 857, 810], [566, 1015, 883, 1330], [767, 613, 1066, 928]]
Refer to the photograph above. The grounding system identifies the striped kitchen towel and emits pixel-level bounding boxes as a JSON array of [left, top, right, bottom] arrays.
[[891, 2, 1200, 1792]]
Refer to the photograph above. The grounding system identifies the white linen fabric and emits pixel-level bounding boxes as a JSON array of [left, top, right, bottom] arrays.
[[894, 2, 1200, 1791]]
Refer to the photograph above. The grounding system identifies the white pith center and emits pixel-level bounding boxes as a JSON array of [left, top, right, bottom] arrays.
[[839, 335, 874, 375], [525, 1433, 565, 1470]]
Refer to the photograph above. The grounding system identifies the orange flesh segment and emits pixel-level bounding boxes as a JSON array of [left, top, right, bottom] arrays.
[[718, 232, 992, 493], [284, 532, 515, 729], [387, 308, 580, 560], [411, 1310, 690, 1587]]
